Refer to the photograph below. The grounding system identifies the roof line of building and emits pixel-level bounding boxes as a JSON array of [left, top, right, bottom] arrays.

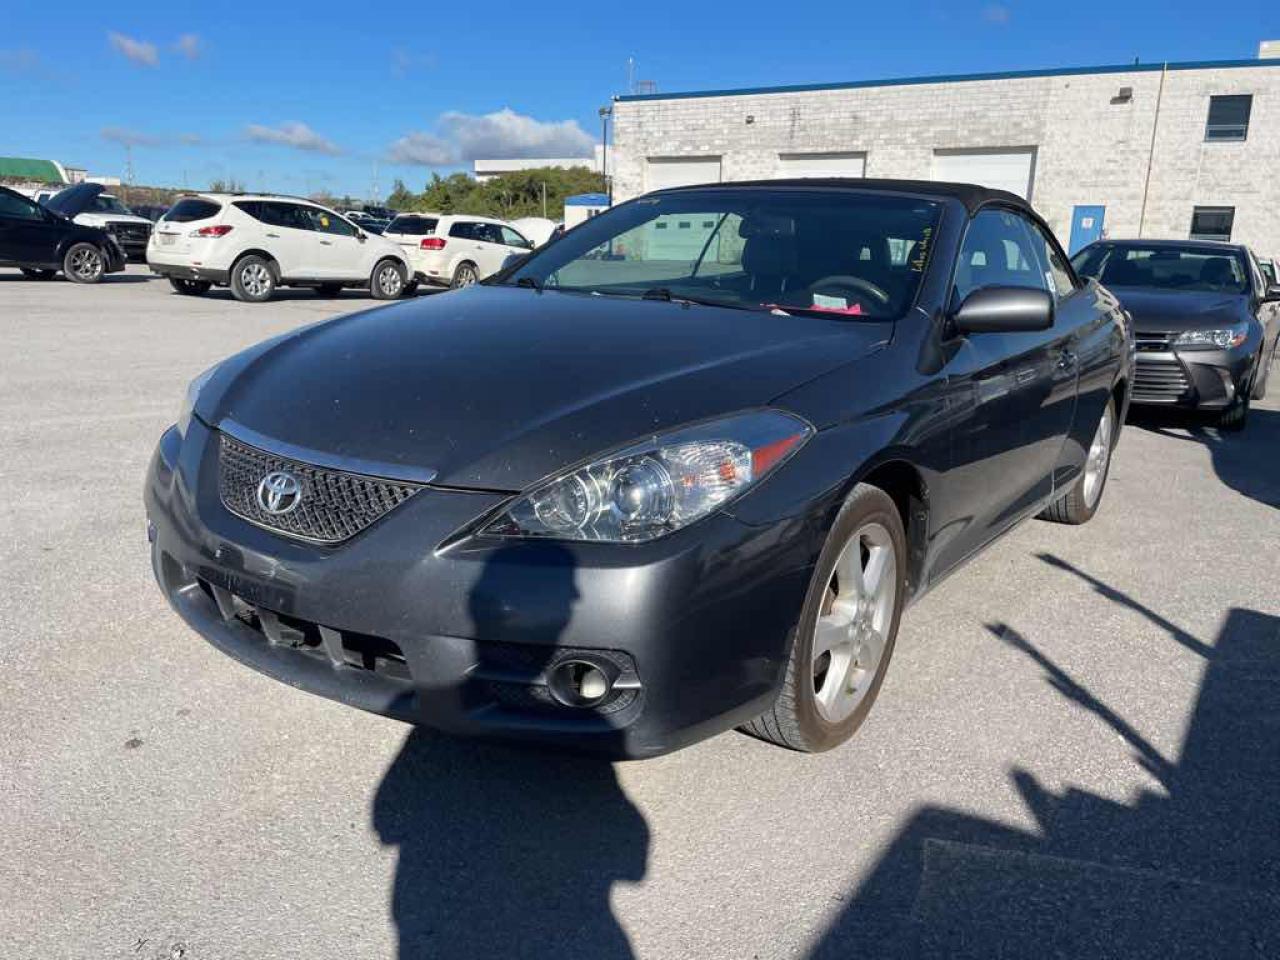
[[614, 57, 1280, 103]]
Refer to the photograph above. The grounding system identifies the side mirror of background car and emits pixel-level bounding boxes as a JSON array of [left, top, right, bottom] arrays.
[[1264, 285, 1280, 302], [953, 286, 1053, 334], [355, 230, 366, 242]]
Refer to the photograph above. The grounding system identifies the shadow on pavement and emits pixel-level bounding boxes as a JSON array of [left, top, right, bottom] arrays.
[[809, 559, 1280, 959], [1127, 404, 1280, 509], [372, 544, 648, 960]]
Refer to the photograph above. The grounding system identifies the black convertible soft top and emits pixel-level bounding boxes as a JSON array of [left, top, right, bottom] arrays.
[[657, 177, 1028, 214]]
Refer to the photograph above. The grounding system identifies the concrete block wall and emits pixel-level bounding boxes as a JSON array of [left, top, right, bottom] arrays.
[[612, 63, 1280, 255]]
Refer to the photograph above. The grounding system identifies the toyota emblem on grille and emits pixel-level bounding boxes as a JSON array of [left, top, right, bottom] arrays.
[[257, 471, 302, 516]]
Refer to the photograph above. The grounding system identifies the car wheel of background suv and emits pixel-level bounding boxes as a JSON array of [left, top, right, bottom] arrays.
[[19, 268, 55, 280], [169, 277, 211, 296], [1039, 396, 1115, 524], [63, 243, 105, 284], [230, 255, 277, 303], [451, 261, 478, 289], [370, 259, 405, 300], [741, 483, 906, 752]]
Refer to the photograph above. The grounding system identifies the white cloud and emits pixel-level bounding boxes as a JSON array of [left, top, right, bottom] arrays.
[[244, 121, 342, 156], [982, 3, 1011, 23], [174, 34, 201, 60], [101, 127, 204, 147], [388, 108, 595, 166], [108, 31, 158, 67]]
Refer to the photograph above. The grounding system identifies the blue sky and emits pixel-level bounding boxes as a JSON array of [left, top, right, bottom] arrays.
[[1, 0, 1275, 199]]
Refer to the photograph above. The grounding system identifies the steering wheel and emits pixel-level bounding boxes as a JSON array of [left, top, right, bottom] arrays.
[[808, 275, 892, 306]]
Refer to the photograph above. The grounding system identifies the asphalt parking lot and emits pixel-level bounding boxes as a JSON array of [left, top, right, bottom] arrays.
[[2, 264, 1278, 960]]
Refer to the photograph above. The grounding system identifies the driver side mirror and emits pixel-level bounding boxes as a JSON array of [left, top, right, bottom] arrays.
[[953, 286, 1053, 334]]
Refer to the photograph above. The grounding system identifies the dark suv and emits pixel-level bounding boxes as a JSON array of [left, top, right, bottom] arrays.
[[0, 185, 126, 283]]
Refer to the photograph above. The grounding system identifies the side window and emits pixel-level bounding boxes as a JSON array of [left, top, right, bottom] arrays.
[[1027, 222, 1077, 302], [475, 223, 505, 244], [953, 208, 1049, 306], [500, 226, 530, 248], [0, 191, 44, 221], [261, 202, 309, 230], [449, 221, 477, 240], [301, 207, 356, 236]]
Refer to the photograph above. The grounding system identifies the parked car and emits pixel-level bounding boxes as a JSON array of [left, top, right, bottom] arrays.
[[131, 204, 170, 223], [363, 204, 397, 220], [1073, 239, 1279, 430], [145, 193, 414, 302], [382, 213, 532, 287], [42, 185, 153, 260], [145, 179, 1131, 758], [0, 184, 127, 282], [1258, 256, 1277, 287]]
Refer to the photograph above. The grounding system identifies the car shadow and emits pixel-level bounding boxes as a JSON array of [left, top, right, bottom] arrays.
[[1126, 405, 1280, 509], [372, 544, 649, 960], [807, 559, 1280, 958], [0, 271, 154, 284]]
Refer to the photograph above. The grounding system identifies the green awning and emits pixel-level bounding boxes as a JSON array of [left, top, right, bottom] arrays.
[[0, 157, 66, 183]]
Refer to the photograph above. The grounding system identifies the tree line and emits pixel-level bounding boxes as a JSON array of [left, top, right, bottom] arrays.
[[386, 166, 607, 221]]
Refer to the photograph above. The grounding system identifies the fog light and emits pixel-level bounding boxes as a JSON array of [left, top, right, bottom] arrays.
[[548, 659, 616, 708]]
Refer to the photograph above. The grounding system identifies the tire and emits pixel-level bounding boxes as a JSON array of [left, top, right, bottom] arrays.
[[370, 259, 405, 300], [169, 277, 211, 296], [1217, 393, 1250, 432], [63, 243, 105, 284], [741, 483, 906, 752], [316, 283, 343, 297], [451, 261, 479, 289], [229, 255, 276, 303], [1039, 396, 1115, 524], [19, 268, 55, 280], [1251, 345, 1273, 401]]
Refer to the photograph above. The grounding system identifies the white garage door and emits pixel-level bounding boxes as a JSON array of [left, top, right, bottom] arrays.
[[645, 157, 722, 192], [777, 152, 866, 178], [931, 148, 1037, 199]]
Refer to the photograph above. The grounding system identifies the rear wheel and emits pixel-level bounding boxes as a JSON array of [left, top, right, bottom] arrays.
[[63, 243, 105, 284], [741, 484, 906, 752], [169, 277, 211, 296], [370, 259, 405, 300], [451, 261, 478, 289], [19, 268, 55, 280], [1039, 396, 1115, 524], [230, 255, 276, 303]]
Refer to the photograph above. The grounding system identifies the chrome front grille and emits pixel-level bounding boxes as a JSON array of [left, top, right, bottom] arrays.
[[1133, 358, 1192, 401], [108, 221, 151, 243], [217, 433, 421, 543]]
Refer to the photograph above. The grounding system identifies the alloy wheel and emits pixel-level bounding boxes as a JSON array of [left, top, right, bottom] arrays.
[[377, 263, 403, 296], [811, 521, 897, 724], [71, 248, 102, 282], [456, 265, 476, 287], [1082, 404, 1113, 508], [241, 262, 271, 298]]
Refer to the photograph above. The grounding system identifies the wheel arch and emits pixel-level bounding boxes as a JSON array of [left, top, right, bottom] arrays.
[[849, 455, 930, 601], [230, 248, 281, 279]]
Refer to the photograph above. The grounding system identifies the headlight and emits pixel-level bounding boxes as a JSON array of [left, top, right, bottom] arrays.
[[1173, 323, 1249, 350], [177, 363, 219, 435], [482, 410, 813, 543]]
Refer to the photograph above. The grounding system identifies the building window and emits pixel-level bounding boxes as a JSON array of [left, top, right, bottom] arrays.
[[1205, 95, 1252, 141], [1189, 206, 1234, 241]]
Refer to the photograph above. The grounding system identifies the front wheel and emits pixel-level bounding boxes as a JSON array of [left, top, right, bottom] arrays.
[[741, 483, 906, 752], [63, 243, 105, 284], [169, 277, 211, 296], [370, 259, 405, 300], [1039, 396, 1115, 524], [1217, 393, 1250, 432]]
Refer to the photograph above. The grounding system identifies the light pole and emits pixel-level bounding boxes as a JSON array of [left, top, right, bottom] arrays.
[[599, 105, 612, 205]]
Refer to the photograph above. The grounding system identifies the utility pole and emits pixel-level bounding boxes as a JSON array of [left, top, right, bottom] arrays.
[[599, 105, 612, 204], [541, 181, 547, 218]]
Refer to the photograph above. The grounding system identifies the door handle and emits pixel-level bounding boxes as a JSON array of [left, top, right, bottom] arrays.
[[320, 240, 333, 246], [265, 233, 280, 238]]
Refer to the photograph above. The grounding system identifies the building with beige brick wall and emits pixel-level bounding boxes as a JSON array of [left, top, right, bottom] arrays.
[[609, 56, 1280, 256]]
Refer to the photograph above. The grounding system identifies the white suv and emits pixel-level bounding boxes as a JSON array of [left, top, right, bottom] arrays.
[[146, 193, 413, 302], [383, 213, 532, 288]]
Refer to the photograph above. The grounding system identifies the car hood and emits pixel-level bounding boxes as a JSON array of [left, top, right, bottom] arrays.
[[1106, 286, 1251, 332], [197, 286, 889, 490], [75, 212, 151, 226], [43, 183, 106, 218]]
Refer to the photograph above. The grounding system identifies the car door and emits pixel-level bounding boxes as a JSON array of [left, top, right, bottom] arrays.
[[256, 202, 319, 278], [299, 206, 365, 279], [0, 188, 62, 265], [933, 207, 1079, 576], [470, 222, 512, 278]]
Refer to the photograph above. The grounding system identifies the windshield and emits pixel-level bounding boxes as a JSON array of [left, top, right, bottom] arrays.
[[91, 195, 134, 215], [504, 189, 941, 319], [1073, 245, 1249, 295]]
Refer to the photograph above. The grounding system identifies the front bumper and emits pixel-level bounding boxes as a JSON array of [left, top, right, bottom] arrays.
[[1131, 343, 1255, 409], [144, 418, 813, 757]]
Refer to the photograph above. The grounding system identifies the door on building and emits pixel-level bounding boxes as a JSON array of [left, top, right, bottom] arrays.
[[1068, 205, 1106, 254], [777, 152, 866, 178], [931, 148, 1037, 199], [645, 157, 722, 193]]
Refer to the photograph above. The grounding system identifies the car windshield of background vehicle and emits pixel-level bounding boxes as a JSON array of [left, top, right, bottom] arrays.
[[1077, 246, 1249, 295], [387, 215, 438, 236], [505, 189, 941, 320], [91, 196, 134, 215]]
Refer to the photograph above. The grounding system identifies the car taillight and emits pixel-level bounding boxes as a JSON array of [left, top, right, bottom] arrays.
[[420, 237, 446, 250], [191, 225, 233, 238]]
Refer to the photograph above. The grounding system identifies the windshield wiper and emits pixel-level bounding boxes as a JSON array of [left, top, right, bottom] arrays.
[[514, 276, 542, 292], [639, 288, 766, 312]]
